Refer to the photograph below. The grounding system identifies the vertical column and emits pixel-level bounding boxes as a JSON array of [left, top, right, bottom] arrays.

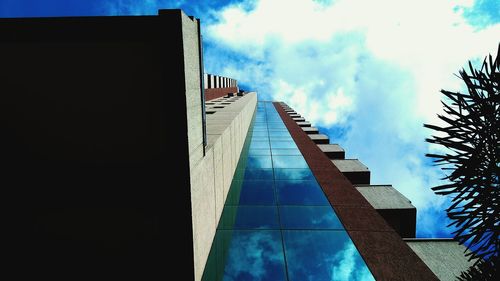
[[273, 103, 439, 281]]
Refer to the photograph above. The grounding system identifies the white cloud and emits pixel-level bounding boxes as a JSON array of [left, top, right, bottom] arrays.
[[331, 243, 356, 280], [206, 0, 498, 122], [224, 231, 283, 280], [331, 242, 374, 281], [204, 0, 499, 237]]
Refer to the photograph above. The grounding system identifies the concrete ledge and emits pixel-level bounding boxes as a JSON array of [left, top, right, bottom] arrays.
[[354, 185, 416, 237], [309, 134, 329, 144], [405, 239, 475, 281], [296, 121, 311, 127], [293, 117, 305, 122], [302, 127, 319, 134], [318, 144, 345, 159], [404, 238, 454, 242], [354, 185, 414, 209], [331, 159, 370, 184]]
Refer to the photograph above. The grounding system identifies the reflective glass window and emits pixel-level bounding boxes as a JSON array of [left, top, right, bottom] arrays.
[[251, 131, 269, 136], [274, 168, 316, 180], [219, 206, 279, 229], [241, 168, 274, 180], [249, 149, 271, 156], [203, 230, 287, 281], [271, 148, 302, 155], [271, 140, 298, 149], [246, 155, 273, 168], [226, 180, 275, 205], [279, 206, 344, 229], [250, 141, 270, 149], [276, 180, 330, 205], [273, 155, 308, 168], [283, 230, 374, 281], [202, 102, 374, 281]]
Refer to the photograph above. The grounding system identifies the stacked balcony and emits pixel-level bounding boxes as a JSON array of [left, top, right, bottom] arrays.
[[279, 103, 416, 238]]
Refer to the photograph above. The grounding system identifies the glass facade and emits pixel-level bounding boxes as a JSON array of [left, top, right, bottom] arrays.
[[202, 102, 374, 281]]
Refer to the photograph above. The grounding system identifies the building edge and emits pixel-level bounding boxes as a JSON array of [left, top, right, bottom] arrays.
[[274, 102, 440, 280]]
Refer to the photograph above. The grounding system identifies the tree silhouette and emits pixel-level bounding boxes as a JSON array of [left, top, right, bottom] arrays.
[[424, 44, 499, 280]]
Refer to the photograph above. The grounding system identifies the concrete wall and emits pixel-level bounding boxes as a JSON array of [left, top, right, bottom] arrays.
[[406, 239, 475, 281], [182, 14, 256, 280], [181, 12, 204, 171], [189, 92, 257, 281]]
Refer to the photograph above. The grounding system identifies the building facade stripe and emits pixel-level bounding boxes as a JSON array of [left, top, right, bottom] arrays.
[[273, 102, 439, 281]]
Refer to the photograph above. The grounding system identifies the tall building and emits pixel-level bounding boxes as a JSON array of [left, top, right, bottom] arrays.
[[1, 9, 472, 281]]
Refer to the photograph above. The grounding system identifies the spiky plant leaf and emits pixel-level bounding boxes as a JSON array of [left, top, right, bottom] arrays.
[[425, 44, 499, 280]]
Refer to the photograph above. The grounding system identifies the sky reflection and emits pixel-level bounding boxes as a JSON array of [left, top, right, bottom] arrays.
[[203, 102, 373, 281], [222, 230, 287, 281], [284, 230, 374, 281]]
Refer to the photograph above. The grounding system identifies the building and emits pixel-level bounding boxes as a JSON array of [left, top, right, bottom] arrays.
[[0, 9, 472, 281]]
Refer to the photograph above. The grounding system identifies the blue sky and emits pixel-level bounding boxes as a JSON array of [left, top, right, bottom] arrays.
[[1, 0, 498, 238]]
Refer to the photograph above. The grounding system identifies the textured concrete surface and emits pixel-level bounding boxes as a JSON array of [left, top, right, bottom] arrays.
[[332, 159, 370, 184], [296, 121, 311, 127], [182, 12, 204, 172], [406, 239, 475, 281], [309, 134, 329, 144], [317, 144, 345, 159], [355, 185, 414, 209], [190, 92, 257, 281], [181, 12, 212, 280], [302, 127, 319, 134], [333, 159, 369, 172], [355, 185, 416, 238], [190, 148, 216, 281]]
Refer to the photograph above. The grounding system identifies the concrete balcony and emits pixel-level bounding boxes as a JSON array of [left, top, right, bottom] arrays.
[[355, 184, 416, 238], [296, 121, 311, 127], [317, 144, 345, 159], [302, 127, 319, 134], [293, 117, 305, 122], [404, 238, 475, 281], [331, 159, 370, 184], [309, 134, 329, 144]]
